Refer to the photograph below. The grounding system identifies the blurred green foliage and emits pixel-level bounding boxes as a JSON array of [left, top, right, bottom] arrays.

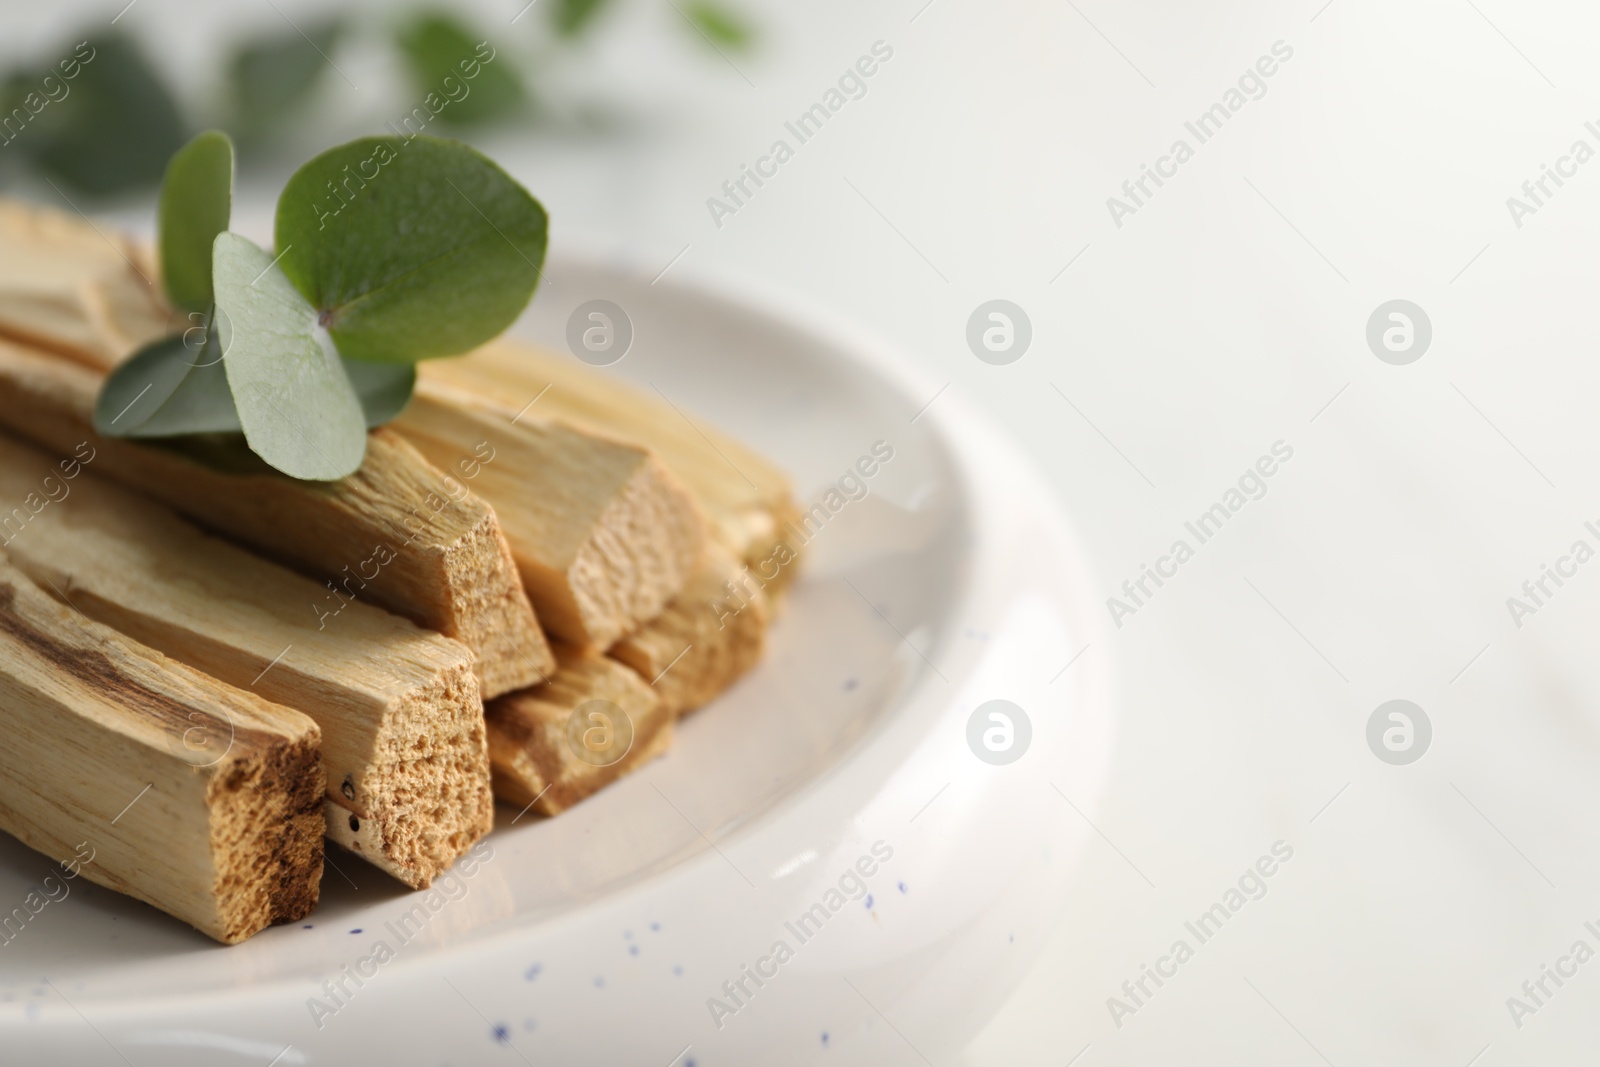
[[227, 19, 343, 142], [0, 1, 754, 200], [396, 13, 523, 126], [685, 2, 752, 48], [553, 0, 612, 37], [5, 34, 187, 196]]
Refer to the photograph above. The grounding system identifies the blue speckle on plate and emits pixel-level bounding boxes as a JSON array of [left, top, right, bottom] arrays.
[[897, 881, 907, 894], [623, 929, 633, 940], [822, 1031, 830, 1046], [628, 945, 640, 956], [843, 678, 859, 691], [523, 1018, 536, 1032], [303, 923, 314, 929], [673, 965, 684, 977], [650, 922, 661, 932], [594, 977, 605, 988], [864, 895, 873, 909], [492, 1024, 510, 1044], [524, 963, 542, 981], [349, 928, 362, 935]]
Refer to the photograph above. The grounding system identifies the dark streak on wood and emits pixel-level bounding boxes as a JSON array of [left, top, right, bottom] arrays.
[[0, 581, 278, 760]]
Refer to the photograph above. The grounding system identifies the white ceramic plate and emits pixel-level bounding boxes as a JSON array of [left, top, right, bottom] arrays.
[[0, 254, 1112, 1066]]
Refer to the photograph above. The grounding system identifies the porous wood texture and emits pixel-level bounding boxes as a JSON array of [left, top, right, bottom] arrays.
[[485, 649, 672, 816], [397, 392, 705, 649], [0, 433, 492, 888], [0, 556, 323, 944], [420, 341, 803, 595], [611, 542, 768, 718]]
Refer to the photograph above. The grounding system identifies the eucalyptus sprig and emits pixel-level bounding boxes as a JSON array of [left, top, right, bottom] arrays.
[[96, 130, 547, 481]]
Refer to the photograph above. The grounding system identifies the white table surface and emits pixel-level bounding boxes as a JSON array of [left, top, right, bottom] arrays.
[[10, 0, 1600, 1062]]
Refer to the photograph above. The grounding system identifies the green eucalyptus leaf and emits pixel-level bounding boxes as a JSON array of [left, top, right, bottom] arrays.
[[226, 20, 341, 138], [552, 0, 611, 37], [28, 34, 187, 196], [342, 358, 416, 427], [93, 329, 240, 438], [0, 76, 38, 163], [396, 14, 522, 127], [159, 131, 233, 312], [274, 136, 547, 364], [685, 2, 753, 48], [212, 232, 367, 480]]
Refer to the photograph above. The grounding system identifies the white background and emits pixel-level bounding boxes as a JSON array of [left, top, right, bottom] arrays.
[[9, 0, 1600, 1062]]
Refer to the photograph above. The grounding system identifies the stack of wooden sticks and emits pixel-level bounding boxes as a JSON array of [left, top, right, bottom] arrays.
[[0, 199, 801, 943]]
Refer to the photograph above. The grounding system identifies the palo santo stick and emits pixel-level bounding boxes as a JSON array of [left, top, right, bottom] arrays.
[[0, 434, 491, 889], [0, 554, 323, 944], [0, 338, 553, 698], [0, 199, 172, 369], [611, 542, 769, 718], [0, 196, 797, 596], [421, 341, 803, 593], [486, 650, 672, 816], [395, 392, 705, 649]]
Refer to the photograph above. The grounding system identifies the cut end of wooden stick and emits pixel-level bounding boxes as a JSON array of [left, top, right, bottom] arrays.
[[486, 650, 672, 817], [569, 449, 706, 647], [322, 660, 493, 889], [333, 427, 558, 698], [208, 729, 325, 943], [0, 338, 552, 699], [611, 542, 769, 718], [0, 556, 324, 944], [0, 431, 495, 890], [420, 340, 802, 591], [431, 503, 558, 698], [758, 497, 808, 602], [399, 392, 705, 649]]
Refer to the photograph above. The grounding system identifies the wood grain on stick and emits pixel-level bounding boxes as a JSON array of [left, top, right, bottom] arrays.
[[0, 195, 798, 602], [0, 197, 801, 597], [0, 433, 492, 888], [0, 338, 553, 698], [421, 340, 803, 592], [0, 200, 172, 370], [0, 555, 323, 944], [611, 542, 768, 718], [396, 391, 705, 649], [486, 649, 672, 817]]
